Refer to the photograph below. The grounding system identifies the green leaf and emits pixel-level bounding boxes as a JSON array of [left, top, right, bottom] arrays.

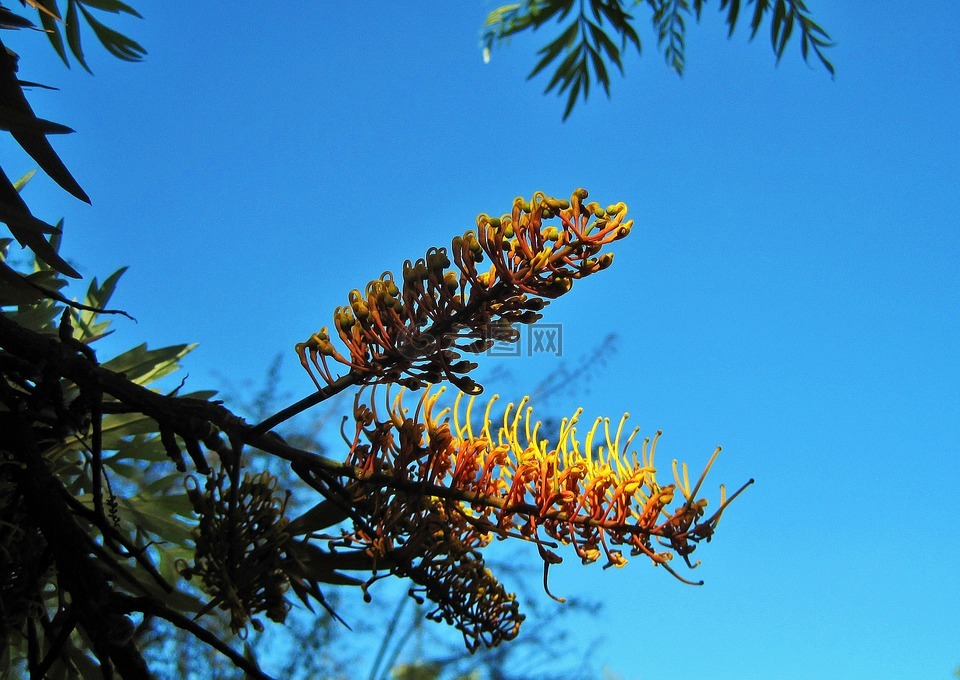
[[149, 489, 194, 517], [594, 0, 640, 53], [286, 541, 368, 585], [76, 265, 127, 338], [589, 20, 622, 72], [102, 458, 145, 480], [89, 266, 126, 308], [26, 0, 62, 20], [723, 0, 740, 37], [484, 2, 521, 26], [528, 21, 578, 80], [0, 202, 60, 237], [776, 9, 795, 60], [543, 43, 582, 94], [111, 433, 170, 462], [0, 197, 80, 278], [101, 342, 195, 386], [180, 389, 218, 401], [41, 414, 158, 461], [771, 0, 785, 52], [655, 1, 688, 76], [100, 414, 161, 447], [118, 495, 194, 544], [65, 0, 91, 72], [77, 4, 146, 61], [562, 72, 583, 119], [749, 0, 770, 39], [587, 45, 610, 96], [12, 170, 36, 192], [0, 58, 89, 202], [37, 4, 69, 67], [554, 0, 577, 24], [492, 0, 833, 119], [78, 0, 142, 17]]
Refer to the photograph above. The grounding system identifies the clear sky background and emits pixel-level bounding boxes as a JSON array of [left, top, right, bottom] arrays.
[[2, 3, 958, 679]]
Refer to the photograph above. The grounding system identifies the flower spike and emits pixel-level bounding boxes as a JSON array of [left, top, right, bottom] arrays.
[[323, 386, 751, 648], [296, 189, 631, 395]]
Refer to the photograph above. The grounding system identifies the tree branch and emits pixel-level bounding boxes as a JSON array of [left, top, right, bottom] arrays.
[[133, 600, 276, 680]]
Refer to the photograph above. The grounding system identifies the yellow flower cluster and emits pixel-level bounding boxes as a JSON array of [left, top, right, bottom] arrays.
[[422, 387, 748, 580], [330, 386, 750, 647]]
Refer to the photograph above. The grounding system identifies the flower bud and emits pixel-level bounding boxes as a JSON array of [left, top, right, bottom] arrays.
[[585, 201, 604, 217], [444, 271, 459, 292]]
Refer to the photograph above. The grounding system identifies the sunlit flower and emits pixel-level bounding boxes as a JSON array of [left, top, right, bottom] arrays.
[[416, 387, 750, 581], [296, 189, 632, 395], [326, 386, 751, 648]]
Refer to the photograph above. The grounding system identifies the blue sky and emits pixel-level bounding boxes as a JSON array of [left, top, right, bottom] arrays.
[[2, 3, 958, 678]]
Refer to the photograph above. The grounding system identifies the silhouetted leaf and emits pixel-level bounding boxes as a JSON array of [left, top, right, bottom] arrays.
[[65, 0, 91, 72], [79, 0, 142, 17], [287, 499, 351, 535], [589, 20, 622, 72], [749, 0, 770, 38], [544, 42, 581, 93], [0, 7, 36, 29], [36, 0, 68, 65], [0, 34, 90, 202], [486, 0, 833, 117], [0, 258, 45, 303], [587, 44, 609, 95], [0, 168, 80, 277], [78, 4, 145, 61], [0, 104, 74, 133], [528, 20, 578, 80]]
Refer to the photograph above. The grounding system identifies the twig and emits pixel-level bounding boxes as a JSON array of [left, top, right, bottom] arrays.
[[137, 601, 277, 680], [249, 371, 358, 436]]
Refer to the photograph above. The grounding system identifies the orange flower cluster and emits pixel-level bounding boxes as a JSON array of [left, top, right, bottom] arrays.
[[331, 387, 750, 648], [296, 189, 631, 394], [331, 399, 523, 651]]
